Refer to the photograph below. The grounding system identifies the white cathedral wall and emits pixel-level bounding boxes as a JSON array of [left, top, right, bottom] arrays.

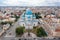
[[20, 22, 25, 26], [19, 21, 33, 29], [33, 22, 38, 26], [25, 25, 33, 29]]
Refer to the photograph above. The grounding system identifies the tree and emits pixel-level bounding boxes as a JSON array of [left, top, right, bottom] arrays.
[[11, 12, 13, 15], [7, 21, 13, 26], [35, 13, 42, 19], [15, 26, 25, 35], [14, 14, 20, 21], [38, 12, 41, 15], [36, 27, 47, 37], [1, 22, 7, 25], [39, 16, 42, 18], [1, 21, 13, 26], [4, 11, 6, 13]]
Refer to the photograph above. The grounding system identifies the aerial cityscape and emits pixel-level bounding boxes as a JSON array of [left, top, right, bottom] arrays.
[[0, 0, 60, 40], [0, 6, 60, 40]]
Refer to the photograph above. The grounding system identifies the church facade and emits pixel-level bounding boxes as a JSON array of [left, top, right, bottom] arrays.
[[20, 8, 38, 29]]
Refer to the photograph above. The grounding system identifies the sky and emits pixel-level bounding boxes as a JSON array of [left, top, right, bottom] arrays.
[[0, 0, 60, 6]]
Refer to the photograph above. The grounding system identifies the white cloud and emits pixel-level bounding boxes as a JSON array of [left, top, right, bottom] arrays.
[[2, 0, 45, 6], [1, 0, 60, 6], [3, 0, 20, 6], [46, 0, 60, 2]]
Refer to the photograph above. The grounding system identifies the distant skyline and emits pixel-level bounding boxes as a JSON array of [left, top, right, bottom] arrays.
[[0, 0, 60, 6]]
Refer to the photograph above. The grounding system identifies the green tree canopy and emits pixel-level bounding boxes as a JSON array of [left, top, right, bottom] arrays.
[[36, 27, 47, 37], [15, 26, 25, 35]]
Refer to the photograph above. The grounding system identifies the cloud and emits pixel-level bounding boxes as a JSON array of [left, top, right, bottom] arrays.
[[2, 0, 45, 6], [0, 0, 60, 6], [2, 0, 20, 6]]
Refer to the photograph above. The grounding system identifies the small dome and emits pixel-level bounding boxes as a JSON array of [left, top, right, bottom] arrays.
[[25, 8, 32, 15]]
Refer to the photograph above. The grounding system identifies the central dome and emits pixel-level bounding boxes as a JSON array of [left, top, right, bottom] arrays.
[[25, 8, 32, 15]]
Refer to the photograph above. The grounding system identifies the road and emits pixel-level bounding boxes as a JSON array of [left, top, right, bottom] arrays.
[[0, 17, 21, 40]]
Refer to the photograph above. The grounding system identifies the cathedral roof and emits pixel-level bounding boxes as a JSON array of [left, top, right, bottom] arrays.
[[25, 8, 32, 15]]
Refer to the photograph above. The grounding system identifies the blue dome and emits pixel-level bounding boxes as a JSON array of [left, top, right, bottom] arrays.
[[25, 9, 32, 15]]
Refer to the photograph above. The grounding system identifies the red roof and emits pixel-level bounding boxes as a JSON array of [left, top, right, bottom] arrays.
[[55, 29, 60, 32]]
